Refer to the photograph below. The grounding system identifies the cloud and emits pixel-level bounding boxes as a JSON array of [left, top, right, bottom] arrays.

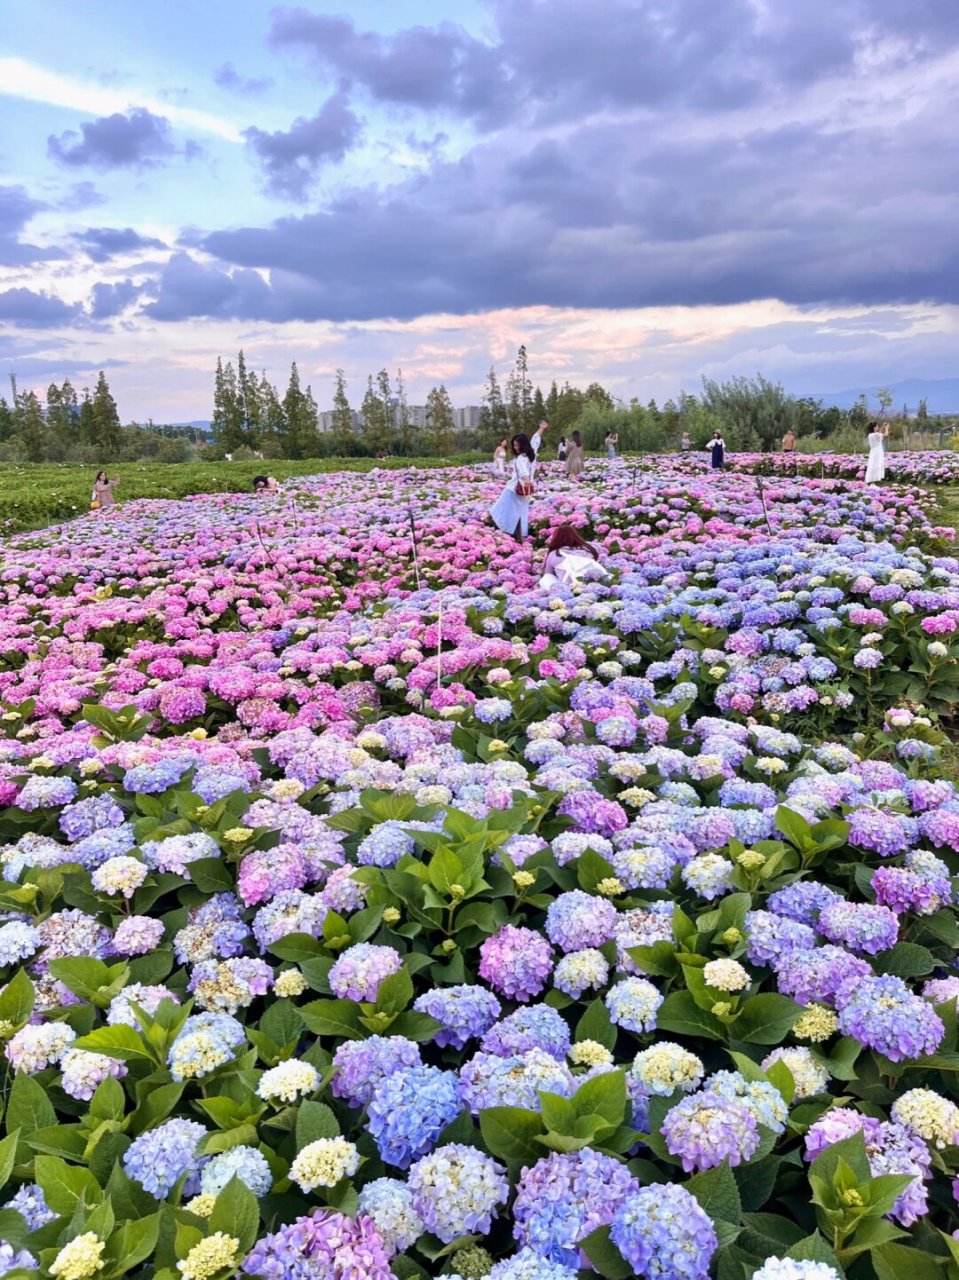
[[214, 63, 273, 94], [0, 55, 243, 142], [244, 92, 361, 199], [90, 279, 141, 319], [0, 288, 81, 328], [269, 8, 511, 126], [48, 107, 179, 170], [58, 181, 106, 211], [0, 184, 66, 266], [140, 251, 273, 320], [77, 227, 167, 262]]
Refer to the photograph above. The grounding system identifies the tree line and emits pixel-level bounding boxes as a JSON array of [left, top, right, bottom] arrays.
[[0, 350, 954, 466]]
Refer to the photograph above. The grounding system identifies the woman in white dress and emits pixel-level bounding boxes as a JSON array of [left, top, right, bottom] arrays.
[[540, 524, 608, 588], [864, 421, 889, 483], [490, 433, 536, 542], [492, 438, 508, 476]]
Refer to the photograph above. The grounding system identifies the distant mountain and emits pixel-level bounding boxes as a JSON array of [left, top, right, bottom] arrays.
[[803, 377, 959, 414]]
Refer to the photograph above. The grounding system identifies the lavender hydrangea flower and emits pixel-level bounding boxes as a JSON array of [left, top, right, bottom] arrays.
[[200, 1145, 272, 1198], [356, 1179, 424, 1254], [241, 1210, 393, 1280], [513, 1150, 639, 1267], [837, 975, 944, 1062], [744, 911, 815, 966], [610, 1183, 717, 1280], [661, 1090, 760, 1172], [481, 1005, 571, 1060], [3, 1184, 55, 1231], [412, 984, 501, 1049], [123, 1118, 207, 1198], [330, 1036, 422, 1109], [605, 977, 662, 1033], [167, 1012, 246, 1080], [545, 890, 618, 952], [328, 944, 404, 1002], [774, 945, 872, 1008], [408, 1143, 509, 1242], [818, 901, 899, 955], [459, 1049, 574, 1113], [59, 1048, 128, 1100]]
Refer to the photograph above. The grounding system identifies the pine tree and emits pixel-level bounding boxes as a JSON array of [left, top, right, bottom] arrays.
[[283, 361, 319, 458], [258, 376, 286, 456], [78, 388, 96, 446], [479, 366, 508, 442], [18, 389, 47, 461], [331, 369, 355, 454], [361, 375, 389, 456], [91, 371, 121, 455], [425, 384, 455, 456], [377, 369, 394, 451], [505, 344, 533, 433], [532, 386, 546, 425], [0, 395, 11, 443], [236, 351, 261, 447], [211, 357, 230, 448]]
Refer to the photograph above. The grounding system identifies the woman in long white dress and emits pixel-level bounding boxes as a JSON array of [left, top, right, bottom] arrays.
[[490, 434, 536, 542], [864, 422, 889, 483], [492, 438, 508, 476]]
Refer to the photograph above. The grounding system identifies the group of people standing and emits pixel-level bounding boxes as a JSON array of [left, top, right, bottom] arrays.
[[490, 420, 601, 541]]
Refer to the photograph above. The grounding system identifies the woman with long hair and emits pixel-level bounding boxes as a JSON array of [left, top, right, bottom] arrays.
[[490, 433, 536, 542], [865, 421, 889, 483], [91, 469, 119, 508], [540, 524, 608, 587], [492, 437, 508, 476], [565, 430, 585, 481]]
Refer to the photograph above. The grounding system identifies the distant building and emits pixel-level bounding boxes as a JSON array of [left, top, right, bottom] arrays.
[[455, 405, 483, 431], [318, 404, 482, 431]]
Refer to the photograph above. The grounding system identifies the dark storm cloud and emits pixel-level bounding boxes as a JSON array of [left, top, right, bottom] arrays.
[[269, 8, 510, 126], [215, 62, 274, 94], [48, 108, 177, 170], [90, 279, 141, 319], [0, 288, 81, 327], [77, 227, 167, 263], [0, 185, 65, 266], [244, 91, 361, 198]]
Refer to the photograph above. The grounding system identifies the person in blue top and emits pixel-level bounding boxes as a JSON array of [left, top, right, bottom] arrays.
[[707, 430, 726, 470]]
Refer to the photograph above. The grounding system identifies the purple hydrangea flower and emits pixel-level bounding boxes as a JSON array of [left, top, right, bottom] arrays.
[[479, 925, 553, 1002], [774, 945, 872, 1007], [661, 1090, 760, 1172], [545, 890, 618, 952], [408, 1143, 509, 1243], [413, 984, 501, 1049], [513, 1150, 639, 1267], [242, 1210, 393, 1280], [122, 1118, 207, 1198], [818, 901, 899, 956], [330, 1036, 422, 1109], [610, 1183, 717, 1280], [838, 975, 944, 1062], [328, 944, 404, 1003], [481, 1004, 571, 1060]]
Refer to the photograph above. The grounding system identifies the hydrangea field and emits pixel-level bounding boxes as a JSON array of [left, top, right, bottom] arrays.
[[2, 456, 959, 1280]]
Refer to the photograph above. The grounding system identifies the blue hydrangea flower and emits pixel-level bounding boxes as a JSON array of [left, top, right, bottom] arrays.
[[481, 1004, 571, 1060], [367, 1065, 461, 1169], [123, 1118, 208, 1198], [610, 1183, 717, 1279], [200, 1145, 272, 1198], [512, 1149, 639, 1267]]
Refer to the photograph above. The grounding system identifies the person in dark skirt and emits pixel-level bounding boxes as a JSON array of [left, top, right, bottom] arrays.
[[707, 430, 726, 470]]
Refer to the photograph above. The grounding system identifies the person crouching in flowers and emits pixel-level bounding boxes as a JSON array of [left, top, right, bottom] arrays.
[[540, 524, 608, 589], [489, 433, 536, 543]]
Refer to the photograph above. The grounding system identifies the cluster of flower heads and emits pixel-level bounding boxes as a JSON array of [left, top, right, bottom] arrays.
[[1, 457, 959, 1279]]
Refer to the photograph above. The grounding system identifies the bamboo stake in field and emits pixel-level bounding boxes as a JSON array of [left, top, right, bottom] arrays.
[[408, 505, 422, 592], [436, 593, 443, 689]]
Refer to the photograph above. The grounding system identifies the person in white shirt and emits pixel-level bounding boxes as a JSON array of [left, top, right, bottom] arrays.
[[540, 524, 609, 588], [490, 434, 537, 542], [865, 421, 889, 483], [530, 419, 549, 457]]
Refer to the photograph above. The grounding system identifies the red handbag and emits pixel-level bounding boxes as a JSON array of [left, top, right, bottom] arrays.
[[516, 479, 535, 497]]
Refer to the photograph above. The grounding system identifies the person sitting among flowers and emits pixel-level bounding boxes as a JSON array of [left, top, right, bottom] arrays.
[[540, 524, 609, 588]]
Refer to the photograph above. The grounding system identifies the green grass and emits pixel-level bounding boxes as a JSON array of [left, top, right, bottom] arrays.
[[0, 455, 487, 535]]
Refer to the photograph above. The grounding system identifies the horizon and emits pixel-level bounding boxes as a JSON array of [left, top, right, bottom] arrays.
[[1, 0, 958, 420]]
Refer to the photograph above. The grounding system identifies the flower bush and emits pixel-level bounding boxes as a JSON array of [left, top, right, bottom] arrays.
[[1, 459, 959, 1279]]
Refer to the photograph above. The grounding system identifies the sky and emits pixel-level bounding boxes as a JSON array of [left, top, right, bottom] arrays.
[[1, 0, 958, 421]]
